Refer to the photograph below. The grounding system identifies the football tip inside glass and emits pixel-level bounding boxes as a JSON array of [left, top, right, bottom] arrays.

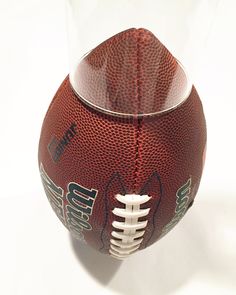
[[70, 28, 191, 118]]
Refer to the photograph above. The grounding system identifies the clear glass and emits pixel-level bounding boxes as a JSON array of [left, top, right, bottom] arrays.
[[67, 0, 219, 117]]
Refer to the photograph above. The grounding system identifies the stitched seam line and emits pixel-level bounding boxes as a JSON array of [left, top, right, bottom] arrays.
[[134, 118, 142, 191], [134, 30, 142, 192]]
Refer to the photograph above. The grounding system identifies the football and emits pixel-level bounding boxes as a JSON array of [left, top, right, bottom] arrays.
[[38, 28, 206, 259]]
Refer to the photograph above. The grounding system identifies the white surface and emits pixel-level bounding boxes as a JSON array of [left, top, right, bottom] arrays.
[[0, 0, 236, 294]]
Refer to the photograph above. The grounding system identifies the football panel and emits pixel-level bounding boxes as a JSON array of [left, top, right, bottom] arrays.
[[39, 77, 140, 250]]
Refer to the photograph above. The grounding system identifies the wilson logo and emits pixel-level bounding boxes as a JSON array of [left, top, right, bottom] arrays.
[[161, 178, 192, 237], [40, 163, 98, 241]]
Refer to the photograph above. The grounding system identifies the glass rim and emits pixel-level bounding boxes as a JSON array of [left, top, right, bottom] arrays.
[[70, 57, 192, 118]]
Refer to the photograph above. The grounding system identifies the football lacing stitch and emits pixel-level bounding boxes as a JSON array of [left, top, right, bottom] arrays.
[[109, 194, 151, 259]]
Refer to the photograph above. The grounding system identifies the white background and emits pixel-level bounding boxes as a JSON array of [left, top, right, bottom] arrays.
[[0, 0, 235, 294]]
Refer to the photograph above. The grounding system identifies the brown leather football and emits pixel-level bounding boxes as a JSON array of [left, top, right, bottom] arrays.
[[38, 28, 206, 259]]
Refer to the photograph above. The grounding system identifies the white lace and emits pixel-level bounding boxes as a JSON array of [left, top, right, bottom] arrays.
[[110, 194, 151, 259]]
